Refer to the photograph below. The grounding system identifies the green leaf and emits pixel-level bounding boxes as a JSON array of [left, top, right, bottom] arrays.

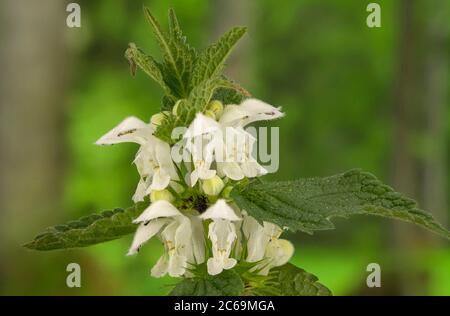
[[191, 27, 247, 88], [189, 77, 219, 113], [168, 8, 182, 38], [274, 264, 331, 296], [125, 43, 175, 100], [144, 7, 195, 97], [23, 202, 147, 251], [161, 95, 176, 111], [170, 269, 244, 296], [217, 77, 251, 97], [231, 169, 450, 238], [213, 77, 251, 105]]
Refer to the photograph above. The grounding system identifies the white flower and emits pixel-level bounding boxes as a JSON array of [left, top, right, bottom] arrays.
[[242, 215, 270, 262], [216, 127, 267, 180], [187, 137, 217, 186], [128, 200, 205, 277], [183, 113, 221, 186], [242, 215, 294, 275], [200, 199, 241, 221], [151, 217, 193, 277], [99, 100, 289, 278], [128, 200, 183, 255], [95, 116, 153, 145], [259, 239, 294, 275], [127, 217, 169, 255], [132, 177, 152, 203], [184, 112, 221, 138], [183, 103, 278, 184], [219, 98, 284, 128], [200, 199, 241, 275], [96, 116, 178, 202], [206, 219, 238, 275], [134, 138, 178, 193], [215, 98, 283, 180], [189, 215, 206, 265]]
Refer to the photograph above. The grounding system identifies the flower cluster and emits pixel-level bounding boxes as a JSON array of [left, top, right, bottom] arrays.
[[96, 98, 294, 277]]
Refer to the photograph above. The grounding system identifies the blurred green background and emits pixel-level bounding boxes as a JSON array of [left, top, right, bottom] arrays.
[[0, 0, 449, 295]]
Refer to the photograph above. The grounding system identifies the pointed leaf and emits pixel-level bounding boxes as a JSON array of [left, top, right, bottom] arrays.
[[217, 77, 251, 98], [213, 77, 251, 104], [189, 77, 219, 113], [170, 269, 244, 296], [24, 202, 147, 251], [191, 27, 247, 88], [144, 7, 194, 97], [168, 8, 182, 39], [125, 43, 175, 101], [274, 264, 331, 296], [231, 169, 450, 238]]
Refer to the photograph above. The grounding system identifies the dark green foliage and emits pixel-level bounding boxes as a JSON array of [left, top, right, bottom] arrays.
[[274, 263, 331, 296], [169, 269, 244, 296], [24, 202, 147, 251], [231, 169, 450, 238]]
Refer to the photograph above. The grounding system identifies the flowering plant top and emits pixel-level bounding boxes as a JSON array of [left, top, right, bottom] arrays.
[[24, 8, 450, 296]]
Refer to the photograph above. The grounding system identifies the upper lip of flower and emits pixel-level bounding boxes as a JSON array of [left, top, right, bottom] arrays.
[[199, 199, 242, 221], [183, 113, 221, 138], [133, 200, 184, 223], [219, 98, 284, 128], [95, 116, 153, 145]]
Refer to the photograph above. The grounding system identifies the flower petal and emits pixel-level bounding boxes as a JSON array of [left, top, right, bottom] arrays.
[[132, 178, 150, 203], [217, 162, 245, 181], [207, 257, 224, 276], [155, 139, 179, 179], [151, 254, 169, 277], [127, 218, 169, 255], [161, 220, 188, 277], [133, 200, 183, 223], [220, 99, 284, 127], [174, 217, 193, 260], [149, 168, 171, 191], [183, 113, 220, 138], [241, 160, 267, 178], [223, 258, 237, 270], [200, 199, 241, 221], [266, 239, 294, 267], [263, 222, 283, 239], [242, 216, 269, 262], [206, 219, 238, 275], [189, 215, 206, 264], [95, 117, 152, 145], [168, 254, 188, 277]]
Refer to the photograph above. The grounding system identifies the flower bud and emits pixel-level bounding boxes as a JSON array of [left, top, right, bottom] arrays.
[[170, 182, 185, 194], [208, 100, 223, 119], [150, 111, 170, 127], [204, 110, 216, 120], [172, 100, 182, 116], [150, 189, 175, 203], [202, 176, 225, 196], [265, 239, 294, 267]]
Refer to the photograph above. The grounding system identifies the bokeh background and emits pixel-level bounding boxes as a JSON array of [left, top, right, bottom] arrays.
[[0, 0, 449, 295]]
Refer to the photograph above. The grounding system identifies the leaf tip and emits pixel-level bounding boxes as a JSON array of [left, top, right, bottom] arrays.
[[22, 241, 37, 250]]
